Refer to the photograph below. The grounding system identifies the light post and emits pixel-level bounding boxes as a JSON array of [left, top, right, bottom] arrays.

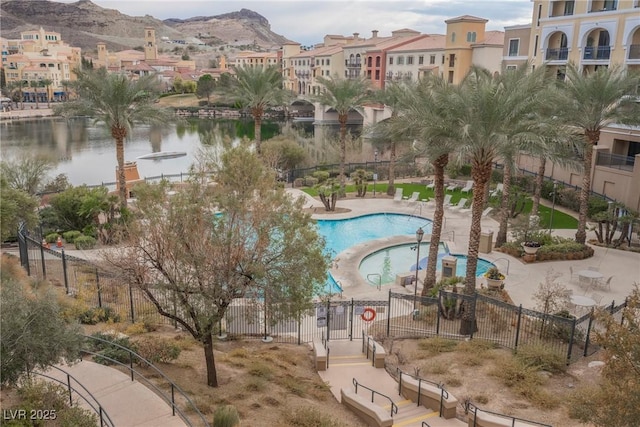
[[413, 227, 424, 312], [373, 149, 378, 198], [548, 181, 557, 234]]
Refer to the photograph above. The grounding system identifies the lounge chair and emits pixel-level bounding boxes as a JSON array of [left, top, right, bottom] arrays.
[[442, 194, 453, 207], [405, 191, 420, 204], [448, 198, 468, 211], [426, 180, 435, 190], [481, 207, 493, 217], [460, 180, 474, 194], [489, 183, 503, 197], [393, 188, 404, 202], [445, 182, 459, 192]]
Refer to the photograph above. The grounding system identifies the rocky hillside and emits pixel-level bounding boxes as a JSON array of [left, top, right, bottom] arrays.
[[0, 0, 291, 52]]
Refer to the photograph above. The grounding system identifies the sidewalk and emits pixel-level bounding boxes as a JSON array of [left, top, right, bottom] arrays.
[[43, 360, 187, 427]]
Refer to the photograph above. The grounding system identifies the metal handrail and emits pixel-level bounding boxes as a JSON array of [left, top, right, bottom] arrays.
[[352, 378, 398, 417], [492, 257, 511, 275], [467, 402, 552, 427], [367, 273, 382, 290], [83, 335, 210, 427], [396, 367, 448, 416], [422, 422, 432, 427], [32, 369, 115, 427]]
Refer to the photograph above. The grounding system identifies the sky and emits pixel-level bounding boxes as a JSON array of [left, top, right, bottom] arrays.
[[53, 0, 534, 46]]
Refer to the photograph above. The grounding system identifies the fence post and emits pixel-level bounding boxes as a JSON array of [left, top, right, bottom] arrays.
[[584, 308, 595, 357], [326, 298, 331, 342], [39, 236, 47, 279], [386, 290, 392, 337], [349, 298, 354, 341], [514, 304, 523, 351], [566, 317, 577, 365], [128, 284, 135, 323], [95, 269, 102, 308], [66, 374, 73, 406], [61, 249, 69, 294]]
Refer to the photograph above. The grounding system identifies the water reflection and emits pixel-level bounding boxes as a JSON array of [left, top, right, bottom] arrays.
[[0, 117, 364, 186]]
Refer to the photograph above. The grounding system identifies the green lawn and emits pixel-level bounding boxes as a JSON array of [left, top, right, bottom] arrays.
[[302, 183, 578, 230]]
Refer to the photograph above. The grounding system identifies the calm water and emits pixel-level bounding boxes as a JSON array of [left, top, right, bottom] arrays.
[[0, 117, 336, 186]]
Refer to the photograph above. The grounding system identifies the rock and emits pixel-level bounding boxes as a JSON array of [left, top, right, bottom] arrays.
[[588, 361, 605, 368]]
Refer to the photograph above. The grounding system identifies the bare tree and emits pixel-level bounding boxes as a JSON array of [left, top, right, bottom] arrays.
[[104, 146, 329, 387]]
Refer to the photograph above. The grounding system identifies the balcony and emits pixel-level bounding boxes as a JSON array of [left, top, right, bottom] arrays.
[[629, 45, 640, 60], [583, 46, 611, 60], [345, 61, 361, 69], [545, 48, 569, 61], [596, 152, 635, 172]]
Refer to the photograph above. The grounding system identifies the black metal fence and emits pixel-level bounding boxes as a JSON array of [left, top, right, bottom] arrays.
[[17, 228, 628, 363], [289, 160, 420, 184]]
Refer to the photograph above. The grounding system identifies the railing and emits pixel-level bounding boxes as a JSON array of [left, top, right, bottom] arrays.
[[33, 367, 115, 427], [545, 48, 568, 61], [492, 257, 511, 275], [422, 422, 432, 427], [367, 273, 382, 290], [467, 402, 553, 427], [595, 151, 635, 172], [82, 335, 210, 427], [583, 46, 611, 60], [352, 378, 398, 417], [396, 368, 448, 417], [629, 45, 640, 60]]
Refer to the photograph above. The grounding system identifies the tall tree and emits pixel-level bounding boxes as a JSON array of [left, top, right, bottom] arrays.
[[216, 65, 290, 154], [1, 257, 82, 385], [1, 155, 54, 195], [311, 75, 372, 194], [0, 177, 39, 242], [40, 78, 53, 108], [552, 63, 640, 244], [446, 67, 546, 334], [104, 146, 329, 387], [196, 74, 215, 105], [54, 68, 172, 207]]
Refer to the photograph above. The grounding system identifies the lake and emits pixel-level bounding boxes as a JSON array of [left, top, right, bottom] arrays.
[[0, 117, 355, 186]]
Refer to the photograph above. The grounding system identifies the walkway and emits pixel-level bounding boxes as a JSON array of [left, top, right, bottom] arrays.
[[43, 360, 187, 427], [319, 340, 466, 427]]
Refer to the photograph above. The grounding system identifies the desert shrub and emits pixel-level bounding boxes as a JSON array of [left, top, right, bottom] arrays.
[[89, 332, 136, 365], [491, 355, 544, 388], [303, 176, 318, 187], [74, 235, 96, 250], [244, 377, 267, 392], [9, 380, 97, 427], [278, 376, 306, 397], [125, 322, 147, 335], [417, 337, 457, 355], [62, 230, 82, 243], [474, 394, 490, 405], [285, 406, 343, 427], [134, 337, 181, 364], [311, 170, 330, 183], [213, 405, 240, 427], [444, 375, 462, 387], [82, 225, 97, 239], [515, 344, 567, 373], [45, 233, 59, 244], [77, 307, 120, 325], [247, 363, 272, 379], [421, 360, 450, 375]]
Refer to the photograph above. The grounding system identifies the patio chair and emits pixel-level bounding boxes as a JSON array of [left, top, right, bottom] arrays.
[[445, 182, 459, 192], [481, 207, 493, 218], [569, 266, 579, 282], [489, 183, 503, 197], [393, 188, 404, 202], [460, 180, 474, 194], [448, 198, 468, 211], [405, 191, 420, 204], [443, 194, 453, 207], [590, 293, 603, 305], [598, 276, 613, 290], [426, 180, 435, 190]]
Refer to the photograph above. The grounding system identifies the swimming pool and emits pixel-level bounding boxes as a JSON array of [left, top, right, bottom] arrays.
[[315, 213, 434, 293], [359, 243, 495, 286]]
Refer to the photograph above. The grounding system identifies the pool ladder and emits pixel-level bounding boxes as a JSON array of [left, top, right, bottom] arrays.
[[367, 273, 382, 290], [492, 258, 511, 275]]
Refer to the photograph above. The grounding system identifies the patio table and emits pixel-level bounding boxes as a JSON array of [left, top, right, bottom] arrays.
[[577, 270, 603, 288]]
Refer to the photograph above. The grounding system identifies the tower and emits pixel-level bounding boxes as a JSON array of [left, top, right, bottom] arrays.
[[144, 27, 157, 61]]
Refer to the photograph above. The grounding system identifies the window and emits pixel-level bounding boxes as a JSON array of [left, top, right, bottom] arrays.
[[442, 55, 445, 64], [368, 56, 372, 67], [430, 55, 435, 65], [508, 39, 520, 56], [448, 70, 454, 83], [449, 54, 455, 67], [376, 56, 381, 67], [389, 56, 394, 65], [533, 35, 539, 57], [471, 32, 476, 42], [418, 55, 424, 65], [451, 32, 456, 43], [603, 0, 616, 10], [506, 65, 517, 71], [564, 0, 574, 15], [407, 56, 414, 65], [326, 59, 330, 65], [375, 70, 380, 80], [467, 32, 472, 42], [537, 4, 542, 26]]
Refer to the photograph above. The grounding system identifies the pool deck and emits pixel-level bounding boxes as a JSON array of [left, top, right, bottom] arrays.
[[290, 188, 640, 310]]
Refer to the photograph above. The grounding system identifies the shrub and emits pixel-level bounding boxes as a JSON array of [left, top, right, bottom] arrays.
[[213, 405, 240, 427], [82, 225, 98, 239], [45, 233, 60, 244], [285, 406, 342, 427], [515, 344, 567, 373], [311, 170, 330, 183], [417, 337, 457, 355], [89, 332, 136, 365], [78, 307, 121, 325], [62, 230, 82, 243], [303, 176, 318, 187], [134, 337, 181, 364], [74, 235, 96, 250]]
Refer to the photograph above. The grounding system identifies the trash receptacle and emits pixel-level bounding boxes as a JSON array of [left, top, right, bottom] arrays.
[[479, 230, 494, 254], [442, 256, 457, 278]]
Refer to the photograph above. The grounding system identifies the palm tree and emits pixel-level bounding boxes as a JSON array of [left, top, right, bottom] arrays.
[[54, 68, 171, 207], [446, 67, 546, 335], [7, 80, 24, 109], [216, 66, 290, 155], [552, 63, 640, 244], [311, 75, 372, 194], [29, 80, 39, 109], [40, 78, 53, 108]]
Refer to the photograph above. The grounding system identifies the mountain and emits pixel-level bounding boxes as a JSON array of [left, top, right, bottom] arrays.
[[0, 0, 291, 52]]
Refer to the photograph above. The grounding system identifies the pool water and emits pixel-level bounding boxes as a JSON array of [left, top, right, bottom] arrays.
[[315, 213, 433, 294], [359, 243, 495, 285]]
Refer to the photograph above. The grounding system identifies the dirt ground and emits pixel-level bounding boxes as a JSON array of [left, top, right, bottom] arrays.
[[382, 336, 600, 427]]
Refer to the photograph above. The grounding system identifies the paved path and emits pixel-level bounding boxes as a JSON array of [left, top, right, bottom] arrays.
[[43, 360, 187, 427]]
